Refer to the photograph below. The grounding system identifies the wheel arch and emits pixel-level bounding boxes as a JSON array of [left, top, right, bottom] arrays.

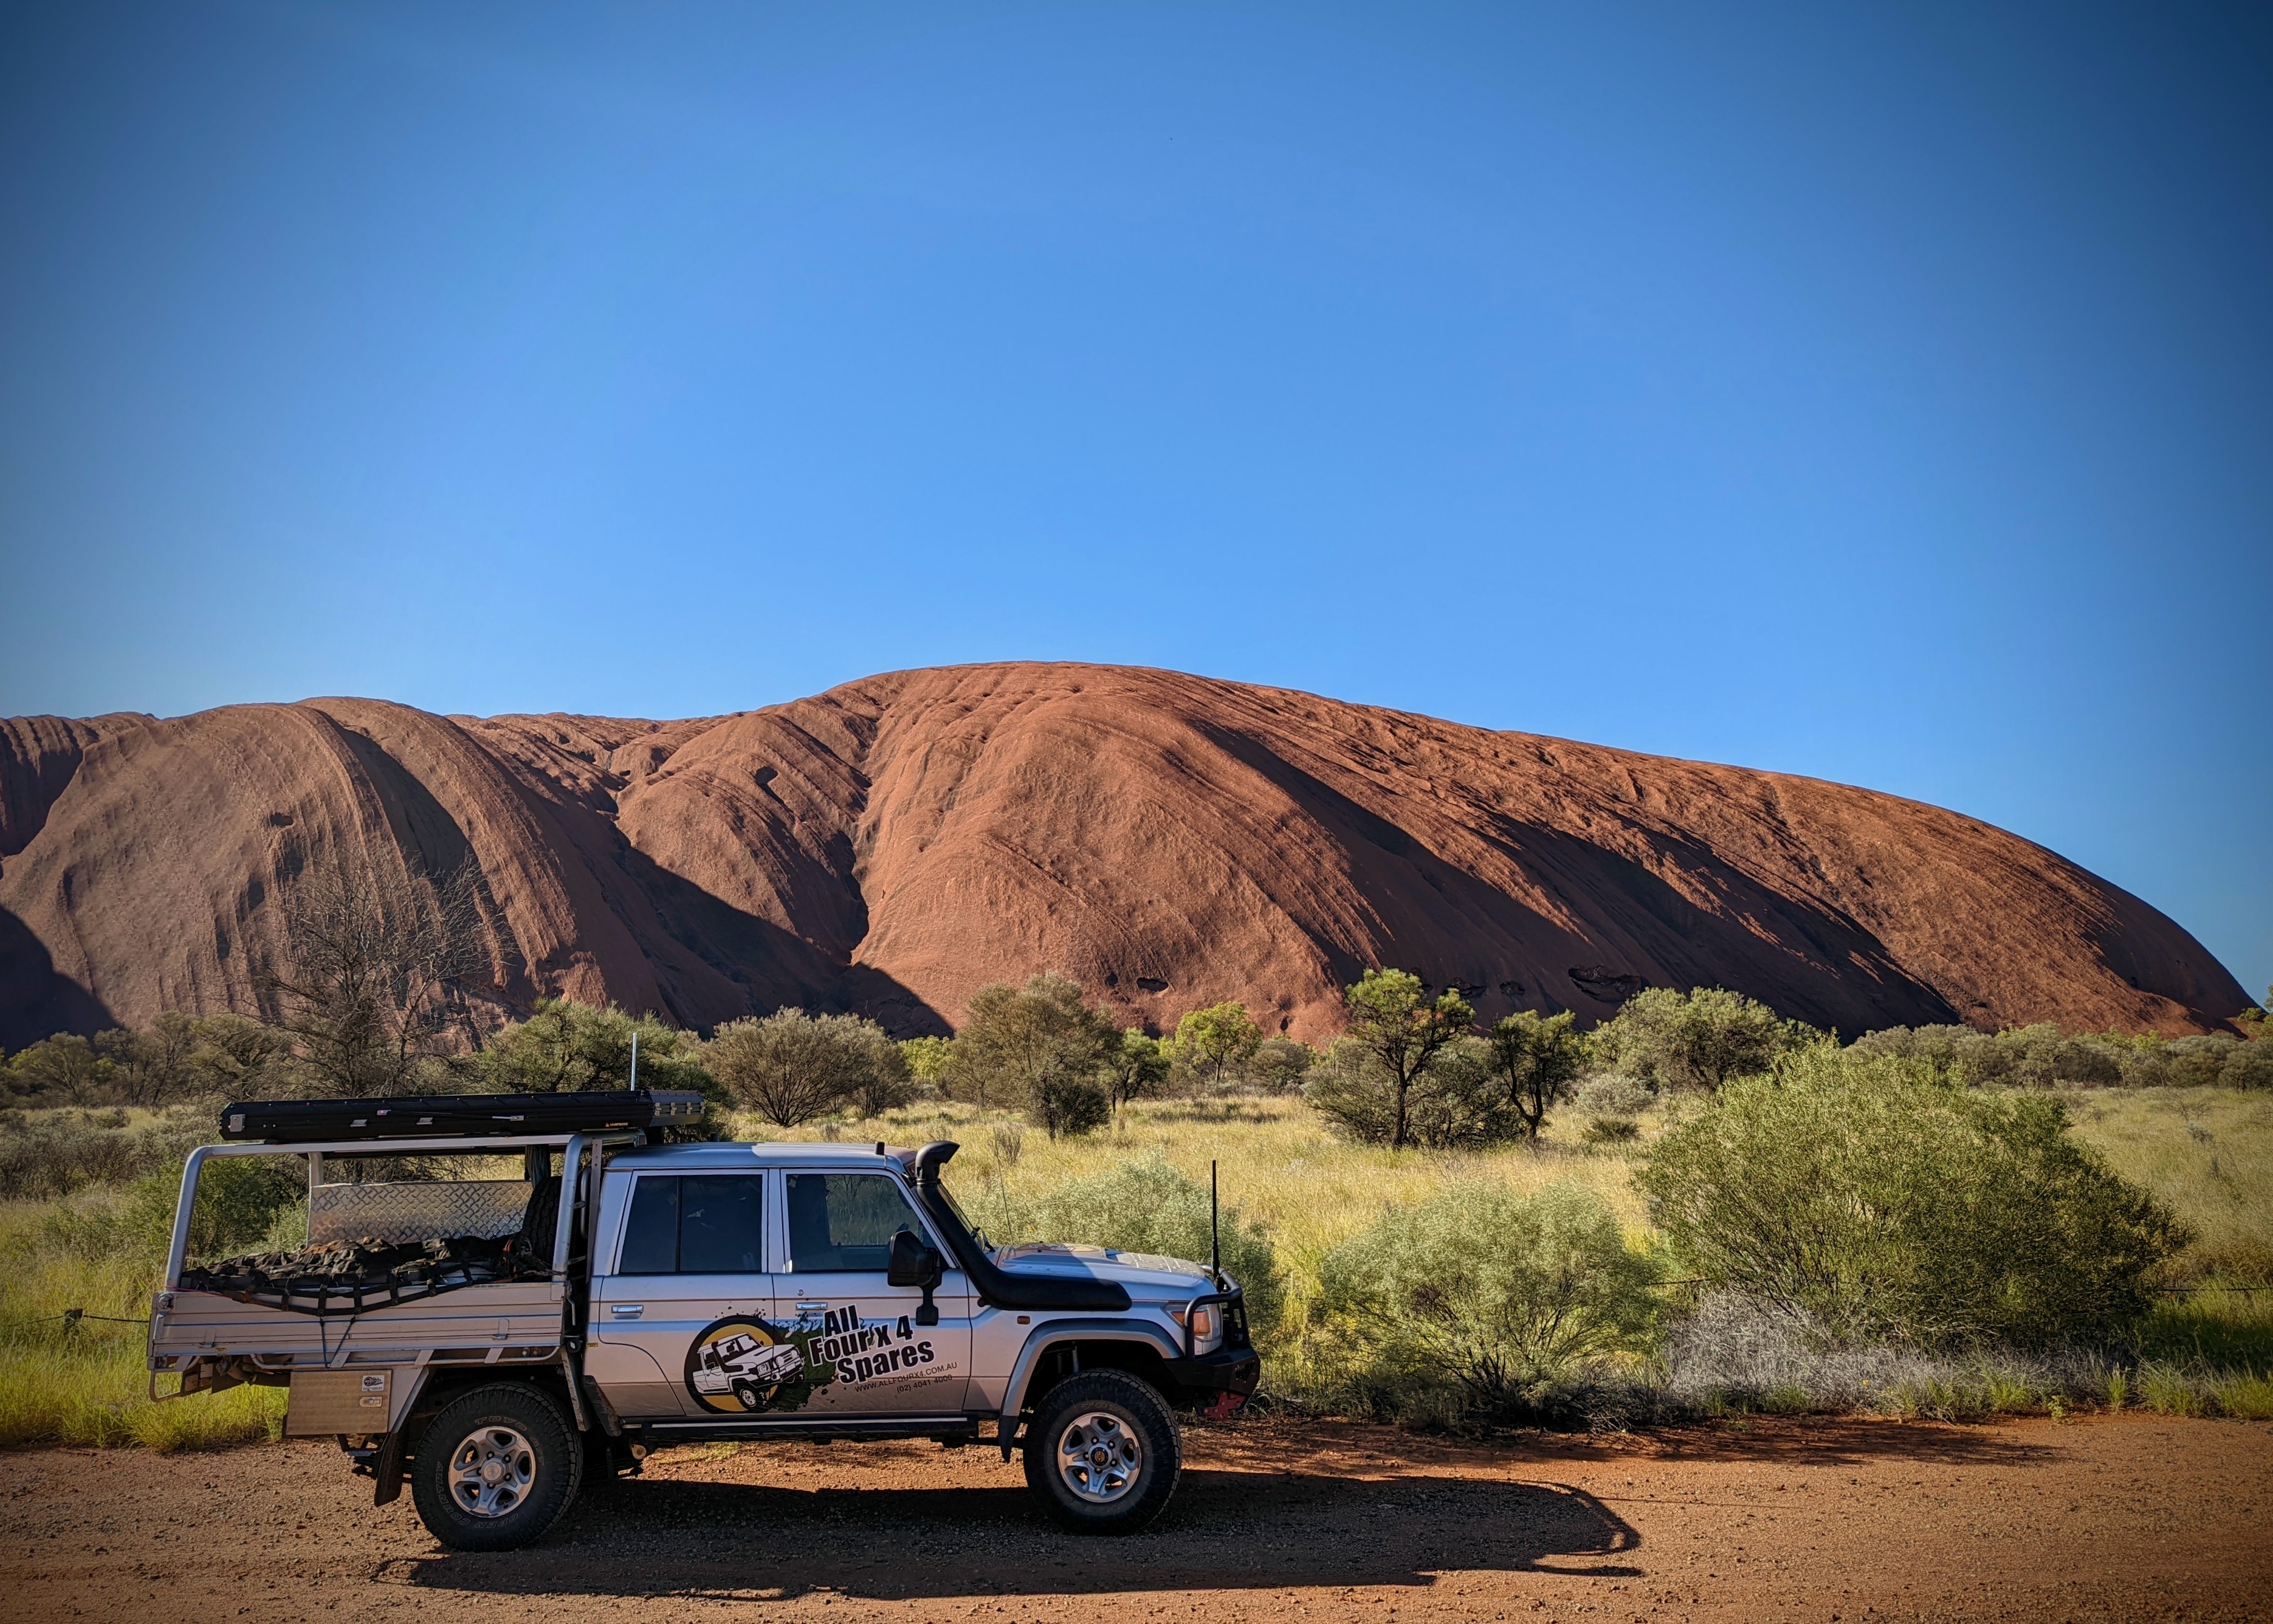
[[999, 1320, 1181, 1441]]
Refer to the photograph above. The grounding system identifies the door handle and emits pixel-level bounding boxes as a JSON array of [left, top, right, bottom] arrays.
[[793, 1301, 828, 1314], [610, 1304, 644, 1319]]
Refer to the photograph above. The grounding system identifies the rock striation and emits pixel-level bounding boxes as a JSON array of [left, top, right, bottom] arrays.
[[0, 663, 2248, 1048]]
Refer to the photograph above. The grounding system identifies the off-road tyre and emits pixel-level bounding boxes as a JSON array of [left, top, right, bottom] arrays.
[[409, 1383, 585, 1552], [1022, 1369, 1181, 1534]]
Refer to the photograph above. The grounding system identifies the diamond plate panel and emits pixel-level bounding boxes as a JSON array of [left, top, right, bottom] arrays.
[[308, 1180, 533, 1245]]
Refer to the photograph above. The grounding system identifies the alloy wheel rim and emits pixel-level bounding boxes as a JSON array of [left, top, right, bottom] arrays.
[[447, 1425, 537, 1518], [1055, 1410, 1142, 1504]]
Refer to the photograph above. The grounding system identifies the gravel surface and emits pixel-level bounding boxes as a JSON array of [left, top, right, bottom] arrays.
[[2, 1416, 2266, 1622]]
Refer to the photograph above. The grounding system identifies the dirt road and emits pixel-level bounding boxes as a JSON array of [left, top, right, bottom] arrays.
[[3, 1416, 2267, 1623]]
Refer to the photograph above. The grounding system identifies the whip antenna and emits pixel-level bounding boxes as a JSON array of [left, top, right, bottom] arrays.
[[629, 1030, 639, 1090], [1210, 1159, 1222, 1287]]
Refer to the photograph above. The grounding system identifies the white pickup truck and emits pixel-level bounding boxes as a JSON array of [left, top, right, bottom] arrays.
[[148, 1093, 1260, 1550]]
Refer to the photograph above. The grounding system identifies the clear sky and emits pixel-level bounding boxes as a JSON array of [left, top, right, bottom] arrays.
[[1, 3, 2266, 1003]]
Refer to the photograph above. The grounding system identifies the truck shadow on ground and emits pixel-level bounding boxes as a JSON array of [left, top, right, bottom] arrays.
[[379, 1468, 1642, 1601], [1203, 1417, 2065, 1474]]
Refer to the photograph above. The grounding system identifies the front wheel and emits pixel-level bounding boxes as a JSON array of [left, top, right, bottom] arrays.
[[408, 1383, 584, 1551], [1021, 1370, 1181, 1534]]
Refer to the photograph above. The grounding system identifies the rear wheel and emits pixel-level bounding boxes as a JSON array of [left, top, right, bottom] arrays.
[[409, 1383, 583, 1551], [1021, 1369, 1181, 1534]]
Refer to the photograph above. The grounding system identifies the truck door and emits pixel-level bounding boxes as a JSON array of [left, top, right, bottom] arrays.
[[779, 1172, 974, 1417], [589, 1171, 778, 1418]]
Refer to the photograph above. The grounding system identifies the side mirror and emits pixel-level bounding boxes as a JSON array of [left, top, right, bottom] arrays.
[[887, 1229, 944, 1325], [885, 1228, 940, 1285]]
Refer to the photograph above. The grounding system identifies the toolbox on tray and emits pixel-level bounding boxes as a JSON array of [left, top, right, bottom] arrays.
[[216, 1089, 707, 1143]]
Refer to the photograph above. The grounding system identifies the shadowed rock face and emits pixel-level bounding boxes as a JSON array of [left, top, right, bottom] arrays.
[[0, 663, 2247, 1048]]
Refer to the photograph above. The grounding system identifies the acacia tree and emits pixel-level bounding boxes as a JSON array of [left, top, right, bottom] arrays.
[[1171, 1001, 1264, 1092], [257, 861, 488, 1095], [1485, 1010, 1590, 1143], [480, 997, 710, 1095], [1334, 969, 1474, 1150], [1106, 1028, 1172, 1112], [706, 1009, 901, 1128]]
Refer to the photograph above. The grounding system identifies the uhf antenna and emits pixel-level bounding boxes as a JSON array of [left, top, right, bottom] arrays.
[[1210, 1159, 1222, 1288], [629, 1030, 640, 1091]]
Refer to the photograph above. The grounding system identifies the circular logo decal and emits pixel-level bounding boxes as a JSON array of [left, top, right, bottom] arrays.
[[683, 1316, 811, 1414]]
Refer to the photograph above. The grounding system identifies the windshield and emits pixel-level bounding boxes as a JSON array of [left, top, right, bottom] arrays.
[[933, 1176, 991, 1251]]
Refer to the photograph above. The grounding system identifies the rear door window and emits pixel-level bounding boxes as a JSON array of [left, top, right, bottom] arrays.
[[616, 1174, 765, 1273]]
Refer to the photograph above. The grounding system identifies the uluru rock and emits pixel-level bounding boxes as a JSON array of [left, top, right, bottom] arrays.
[[0, 663, 2248, 1048]]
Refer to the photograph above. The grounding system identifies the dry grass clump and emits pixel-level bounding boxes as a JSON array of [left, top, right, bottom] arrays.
[[0, 1199, 285, 1449]]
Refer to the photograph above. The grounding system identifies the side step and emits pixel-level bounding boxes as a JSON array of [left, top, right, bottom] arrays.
[[628, 1414, 983, 1447]]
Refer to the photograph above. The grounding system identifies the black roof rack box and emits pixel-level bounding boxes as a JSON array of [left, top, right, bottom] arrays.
[[218, 1090, 707, 1143]]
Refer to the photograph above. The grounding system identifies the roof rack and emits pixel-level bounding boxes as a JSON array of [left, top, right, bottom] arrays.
[[217, 1090, 707, 1144]]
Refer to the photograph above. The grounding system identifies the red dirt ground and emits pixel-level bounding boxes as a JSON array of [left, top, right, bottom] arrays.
[[2, 1414, 2267, 1623]]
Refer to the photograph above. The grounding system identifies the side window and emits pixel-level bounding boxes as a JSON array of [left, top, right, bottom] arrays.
[[616, 1174, 765, 1273], [785, 1174, 925, 1273]]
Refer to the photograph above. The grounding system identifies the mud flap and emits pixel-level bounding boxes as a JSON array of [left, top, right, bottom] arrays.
[[372, 1430, 407, 1507]]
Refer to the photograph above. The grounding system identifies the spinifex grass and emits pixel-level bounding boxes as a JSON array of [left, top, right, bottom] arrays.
[[0, 1199, 284, 1449]]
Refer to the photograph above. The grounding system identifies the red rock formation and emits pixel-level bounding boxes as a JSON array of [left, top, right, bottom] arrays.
[[0, 663, 2246, 1048]]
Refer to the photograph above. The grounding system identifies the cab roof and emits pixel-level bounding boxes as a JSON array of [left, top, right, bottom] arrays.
[[605, 1140, 915, 1173]]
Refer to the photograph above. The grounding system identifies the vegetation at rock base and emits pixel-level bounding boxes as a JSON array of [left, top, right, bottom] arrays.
[[1304, 970, 1474, 1149], [1169, 1002, 1265, 1092], [477, 997, 712, 1097], [944, 974, 1118, 1136], [2, 952, 2269, 1447]]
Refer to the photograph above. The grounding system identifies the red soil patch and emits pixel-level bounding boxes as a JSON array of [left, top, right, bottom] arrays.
[[2, 1416, 2265, 1622]]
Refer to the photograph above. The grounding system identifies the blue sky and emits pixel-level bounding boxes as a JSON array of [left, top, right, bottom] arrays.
[[1, 2, 2266, 1000]]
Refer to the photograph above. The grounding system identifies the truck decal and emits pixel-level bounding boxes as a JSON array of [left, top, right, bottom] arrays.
[[683, 1317, 816, 1414], [683, 1308, 944, 1413]]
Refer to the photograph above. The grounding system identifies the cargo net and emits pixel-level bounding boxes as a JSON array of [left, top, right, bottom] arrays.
[[180, 1178, 557, 1316]]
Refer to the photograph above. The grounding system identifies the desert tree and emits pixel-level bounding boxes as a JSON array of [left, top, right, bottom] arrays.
[[1247, 1035, 1316, 1095], [1597, 986, 1810, 1093], [1106, 1027, 1172, 1112], [1326, 969, 1474, 1150], [257, 859, 489, 1095], [1170, 1000, 1264, 1092], [704, 1008, 903, 1128], [479, 997, 710, 1095], [1485, 1010, 1592, 1143]]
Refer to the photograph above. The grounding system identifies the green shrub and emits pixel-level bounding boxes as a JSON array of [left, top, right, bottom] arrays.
[[1245, 1036, 1315, 1095], [1597, 986, 1814, 1093], [1021, 1155, 1282, 1335], [947, 975, 1119, 1136], [1315, 1180, 1660, 1423], [1872, 1024, 2264, 1092], [1638, 1045, 2189, 1350], [181, 1157, 306, 1261], [481, 997, 713, 1097]]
